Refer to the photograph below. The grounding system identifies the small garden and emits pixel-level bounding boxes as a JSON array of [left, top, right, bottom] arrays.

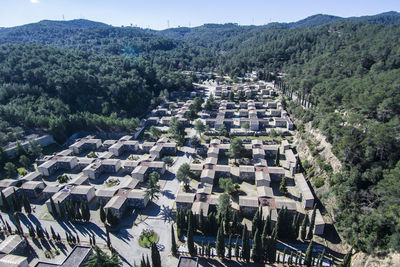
[[138, 229, 159, 248]]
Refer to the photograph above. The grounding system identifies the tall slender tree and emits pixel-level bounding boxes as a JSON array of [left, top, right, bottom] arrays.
[[307, 205, 317, 240], [234, 237, 240, 260], [304, 241, 313, 267], [151, 243, 161, 267], [187, 211, 195, 256], [216, 224, 225, 258], [251, 228, 263, 263], [171, 225, 177, 257]]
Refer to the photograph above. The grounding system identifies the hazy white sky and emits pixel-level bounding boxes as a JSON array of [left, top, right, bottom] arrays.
[[1, 0, 399, 29]]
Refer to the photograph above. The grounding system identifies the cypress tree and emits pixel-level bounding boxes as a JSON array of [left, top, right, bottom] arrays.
[[201, 241, 204, 256], [216, 224, 225, 258], [171, 225, 177, 257], [251, 228, 262, 263], [100, 204, 106, 223], [319, 248, 325, 267], [242, 225, 250, 263], [140, 255, 146, 267], [151, 242, 161, 267], [22, 191, 31, 214], [49, 197, 57, 217], [199, 210, 205, 234], [12, 190, 21, 212], [304, 241, 313, 267], [106, 227, 111, 248], [307, 205, 317, 240], [300, 214, 307, 240], [288, 251, 293, 265], [251, 210, 259, 235], [275, 148, 280, 166], [234, 237, 240, 259], [283, 248, 287, 264], [187, 211, 195, 256], [342, 250, 352, 267], [227, 234, 232, 259], [146, 255, 151, 267], [50, 226, 56, 239], [279, 176, 288, 196], [1, 192, 10, 212], [231, 211, 238, 234], [241, 224, 247, 259], [267, 237, 277, 263]]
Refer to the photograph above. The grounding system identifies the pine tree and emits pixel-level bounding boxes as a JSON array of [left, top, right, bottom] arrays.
[[227, 234, 232, 259], [300, 214, 307, 240], [234, 237, 239, 260], [307, 205, 317, 240], [1, 192, 10, 212], [151, 243, 161, 267], [187, 211, 195, 256], [251, 228, 263, 263], [216, 224, 225, 258], [171, 225, 177, 257], [304, 241, 313, 267]]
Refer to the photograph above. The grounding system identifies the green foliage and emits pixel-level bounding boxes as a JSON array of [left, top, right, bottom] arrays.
[[314, 177, 325, 188], [17, 167, 28, 176], [4, 162, 17, 178], [227, 138, 244, 163], [149, 126, 162, 141], [86, 246, 121, 267], [57, 174, 70, 184], [176, 163, 192, 189], [219, 177, 235, 193]]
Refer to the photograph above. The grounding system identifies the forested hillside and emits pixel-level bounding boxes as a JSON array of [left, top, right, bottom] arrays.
[[0, 44, 193, 144], [0, 12, 399, 254]]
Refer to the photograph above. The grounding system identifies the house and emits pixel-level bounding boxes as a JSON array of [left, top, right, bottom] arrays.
[[46, 188, 71, 214], [176, 192, 195, 210], [104, 195, 128, 218], [20, 181, 45, 198], [77, 157, 95, 170], [122, 160, 140, 173], [0, 179, 21, 190], [69, 138, 101, 154], [0, 254, 28, 267], [295, 173, 314, 209], [177, 256, 198, 267], [95, 188, 118, 206], [70, 185, 95, 203], [42, 184, 64, 200], [0, 234, 27, 255], [20, 172, 42, 183], [0, 187, 20, 206], [83, 159, 121, 180], [274, 199, 297, 212], [141, 142, 156, 153], [69, 173, 89, 186], [109, 140, 139, 156], [268, 167, 285, 181], [257, 186, 273, 199], [239, 165, 255, 181], [127, 189, 150, 208], [191, 201, 209, 217], [273, 118, 287, 128], [252, 148, 265, 161], [102, 140, 118, 149], [285, 149, 297, 175], [239, 196, 259, 216], [146, 117, 160, 126], [200, 168, 215, 185], [38, 156, 78, 176], [35, 245, 93, 267], [207, 147, 219, 158], [197, 183, 213, 195], [131, 165, 148, 182], [314, 209, 325, 235], [281, 140, 290, 151], [255, 171, 271, 187]]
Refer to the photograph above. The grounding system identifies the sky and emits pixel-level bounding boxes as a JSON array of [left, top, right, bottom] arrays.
[[0, 0, 399, 29]]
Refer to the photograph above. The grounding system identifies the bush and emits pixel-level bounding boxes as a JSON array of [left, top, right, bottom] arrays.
[[57, 174, 70, 184], [138, 229, 159, 248], [17, 167, 27, 176], [314, 177, 325, 188]]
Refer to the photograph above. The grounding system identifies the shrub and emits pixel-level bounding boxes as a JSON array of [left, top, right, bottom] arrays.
[[314, 177, 325, 188], [17, 167, 28, 176]]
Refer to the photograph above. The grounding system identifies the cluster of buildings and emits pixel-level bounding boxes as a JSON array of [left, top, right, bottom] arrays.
[[172, 82, 325, 236], [0, 135, 177, 222]]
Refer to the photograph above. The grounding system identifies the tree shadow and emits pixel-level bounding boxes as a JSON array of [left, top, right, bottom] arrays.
[[161, 189, 175, 199]]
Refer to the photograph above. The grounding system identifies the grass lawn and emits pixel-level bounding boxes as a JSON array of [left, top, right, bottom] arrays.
[[138, 230, 159, 248]]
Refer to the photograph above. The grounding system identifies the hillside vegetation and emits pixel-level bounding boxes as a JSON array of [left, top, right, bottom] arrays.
[[0, 12, 399, 254]]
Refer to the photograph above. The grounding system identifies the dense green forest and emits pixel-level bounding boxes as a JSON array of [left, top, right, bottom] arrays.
[[0, 44, 193, 144], [0, 11, 399, 254]]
